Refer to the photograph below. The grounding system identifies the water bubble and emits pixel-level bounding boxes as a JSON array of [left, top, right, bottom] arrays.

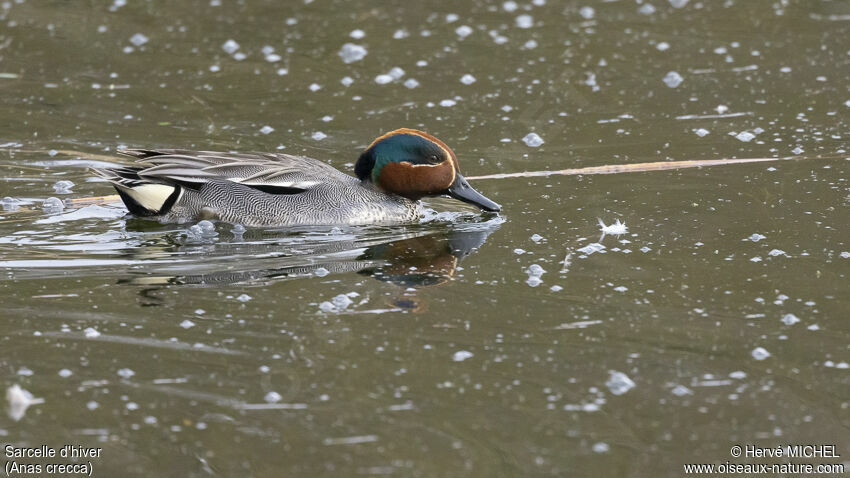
[[179, 320, 195, 329], [332, 294, 353, 310], [129, 33, 149, 46], [751, 347, 771, 361], [592, 442, 610, 453], [338, 43, 367, 63], [314, 267, 329, 277], [671, 385, 693, 396], [522, 133, 544, 147], [117, 368, 135, 378], [222, 39, 240, 54], [452, 350, 473, 362], [312, 131, 327, 141], [236, 294, 252, 302], [455, 25, 473, 38], [460, 74, 477, 85], [42, 197, 64, 212], [84, 327, 101, 338], [579, 6, 595, 19], [2, 197, 21, 211], [606, 371, 635, 395], [388, 67, 405, 80], [515, 14, 534, 28], [735, 131, 755, 142], [264, 391, 282, 403], [638, 3, 655, 14], [663, 71, 683, 88], [669, 0, 689, 8], [375, 74, 394, 85]]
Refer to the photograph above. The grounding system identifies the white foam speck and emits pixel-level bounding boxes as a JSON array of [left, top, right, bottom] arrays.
[[522, 132, 544, 147], [312, 131, 327, 141], [579, 6, 595, 19], [403, 78, 420, 89], [6, 384, 44, 421], [349, 29, 365, 39], [341, 76, 354, 87], [460, 74, 476, 85], [439, 99, 457, 107], [669, 0, 689, 8], [598, 218, 628, 236], [236, 294, 252, 303], [578, 243, 606, 255], [735, 131, 756, 142], [222, 39, 240, 54], [129, 33, 148, 47], [84, 327, 101, 338], [264, 391, 282, 403], [671, 385, 693, 396], [314, 267, 329, 277], [58, 369, 72, 378], [768, 249, 787, 257], [117, 368, 135, 378], [606, 371, 635, 395], [751, 347, 770, 361], [592, 442, 609, 453], [747, 233, 766, 242], [42, 197, 64, 212], [389, 67, 406, 80], [452, 350, 473, 362], [503, 1, 518, 12], [639, 3, 655, 14], [455, 25, 473, 38], [663, 71, 683, 88], [657, 42, 670, 51], [516, 14, 534, 28], [338, 43, 367, 63], [375, 74, 394, 85], [179, 320, 195, 329], [259, 125, 274, 135], [694, 128, 710, 137]]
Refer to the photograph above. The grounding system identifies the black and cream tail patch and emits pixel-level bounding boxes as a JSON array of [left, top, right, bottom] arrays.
[[92, 167, 182, 216], [114, 183, 182, 216]]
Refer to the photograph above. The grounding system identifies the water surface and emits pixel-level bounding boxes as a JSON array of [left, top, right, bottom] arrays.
[[1, 0, 849, 476]]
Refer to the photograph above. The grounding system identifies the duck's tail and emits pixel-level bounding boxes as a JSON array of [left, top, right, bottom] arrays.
[[90, 167, 182, 217]]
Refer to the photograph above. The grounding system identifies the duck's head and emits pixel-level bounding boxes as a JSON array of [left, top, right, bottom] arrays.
[[354, 128, 501, 212]]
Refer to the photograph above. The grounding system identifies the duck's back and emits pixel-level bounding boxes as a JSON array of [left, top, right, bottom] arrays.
[[92, 149, 419, 227]]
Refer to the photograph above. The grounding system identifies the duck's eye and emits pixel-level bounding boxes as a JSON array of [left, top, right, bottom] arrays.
[[428, 155, 441, 164]]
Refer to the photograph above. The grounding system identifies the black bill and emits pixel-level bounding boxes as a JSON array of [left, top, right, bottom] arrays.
[[446, 174, 501, 212]]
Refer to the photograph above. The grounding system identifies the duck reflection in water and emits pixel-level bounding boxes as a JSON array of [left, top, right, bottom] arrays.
[[121, 221, 499, 310]]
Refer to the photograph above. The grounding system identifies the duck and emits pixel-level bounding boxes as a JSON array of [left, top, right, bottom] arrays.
[[91, 128, 501, 227]]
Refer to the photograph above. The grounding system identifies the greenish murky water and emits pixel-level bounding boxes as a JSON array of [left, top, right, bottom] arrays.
[[1, 0, 849, 476]]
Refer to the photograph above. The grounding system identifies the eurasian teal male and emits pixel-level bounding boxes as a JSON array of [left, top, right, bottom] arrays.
[[92, 128, 501, 227]]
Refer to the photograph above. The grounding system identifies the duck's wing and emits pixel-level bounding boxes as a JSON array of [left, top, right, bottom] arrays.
[[118, 149, 349, 194]]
